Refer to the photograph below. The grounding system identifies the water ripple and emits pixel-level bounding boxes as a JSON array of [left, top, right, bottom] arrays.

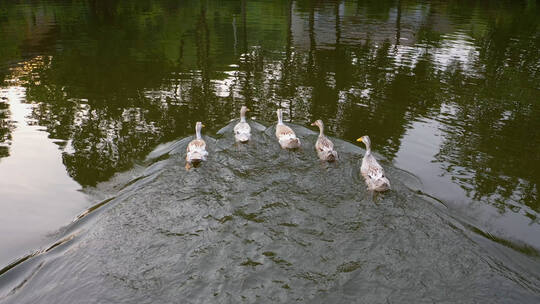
[[1, 120, 539, 303]]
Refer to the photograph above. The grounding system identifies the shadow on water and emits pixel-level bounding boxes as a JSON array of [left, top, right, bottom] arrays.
[[1, 121, 539, 303]]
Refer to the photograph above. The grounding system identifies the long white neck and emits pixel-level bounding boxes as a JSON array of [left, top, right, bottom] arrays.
[[364, 141, 371, 155], [318, 123, 324, 137], [277, 110, 283, 125], [240, 111, 246, 123], [195, 125, 202, 139]]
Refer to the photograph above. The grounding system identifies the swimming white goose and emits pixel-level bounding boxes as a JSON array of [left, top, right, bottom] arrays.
[[185, 121, 208, 170], [311, 119, 337, 162], [275, 109, 300, 149], [234, 106, 251, 143], [356, 135, 390, 191]]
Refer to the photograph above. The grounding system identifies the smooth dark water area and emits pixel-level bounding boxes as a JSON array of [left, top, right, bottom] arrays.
[[0, 0, 539, 302]]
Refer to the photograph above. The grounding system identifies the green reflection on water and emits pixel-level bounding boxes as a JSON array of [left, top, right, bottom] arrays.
[[0, 0, 538, 212]]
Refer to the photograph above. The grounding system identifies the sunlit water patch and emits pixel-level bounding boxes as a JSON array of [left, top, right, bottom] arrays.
[[0, 82, 89, 267], [1, 121, 538, 303]]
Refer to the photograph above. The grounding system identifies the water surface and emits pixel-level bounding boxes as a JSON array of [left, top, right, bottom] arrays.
[[0, 0, 539, 302]]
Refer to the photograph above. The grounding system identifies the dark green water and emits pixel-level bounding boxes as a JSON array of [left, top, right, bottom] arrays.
[[0, 0, 539, 302]]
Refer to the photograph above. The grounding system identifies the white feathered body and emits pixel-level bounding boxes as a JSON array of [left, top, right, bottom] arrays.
[[315, 135, 337, 162], [361, 153, 390, 191], [186, 138, 207, 165], [312, 120, 337, 162], [276, 124, 301, 149], [234, 121, 251, 143]]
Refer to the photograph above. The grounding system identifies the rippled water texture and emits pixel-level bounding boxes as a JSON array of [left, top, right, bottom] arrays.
[[0, 0, 539, 302], [1, 123, 539, 303]]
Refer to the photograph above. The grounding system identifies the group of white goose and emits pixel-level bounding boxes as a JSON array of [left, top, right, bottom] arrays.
[[186, 106, 390, 192]]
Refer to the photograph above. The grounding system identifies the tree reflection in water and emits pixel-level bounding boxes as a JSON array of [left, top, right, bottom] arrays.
[[0, 96, 12, 158], [0, 0, 538, 214]]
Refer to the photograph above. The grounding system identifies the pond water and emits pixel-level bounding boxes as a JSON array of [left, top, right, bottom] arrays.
[[0, 0, 539, 303]]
